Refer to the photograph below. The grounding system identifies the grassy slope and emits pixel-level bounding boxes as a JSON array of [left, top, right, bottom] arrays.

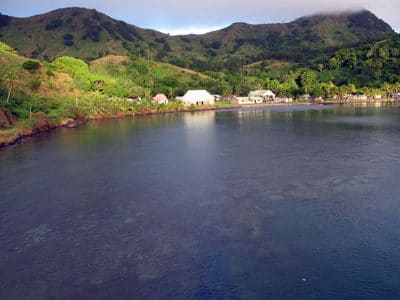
[[0, 42, 213, 103], [0, 46, 79, 98]]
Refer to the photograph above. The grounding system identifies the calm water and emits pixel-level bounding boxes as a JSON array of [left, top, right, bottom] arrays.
[[1, 105, 400, 299]]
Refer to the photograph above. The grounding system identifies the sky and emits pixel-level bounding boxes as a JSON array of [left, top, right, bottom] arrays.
[[1, 0, 399, 34]]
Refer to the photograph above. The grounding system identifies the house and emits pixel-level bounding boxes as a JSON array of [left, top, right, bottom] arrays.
[[248, 90, 275, 103], [232, 97, 255, 105], [274, 97, 293, 103], [353, 94, 368, 101], [152, 94, 168, 104], [127, 96, 142, 103], [211, 94, 222, 101], [177, 90, 215, 106]]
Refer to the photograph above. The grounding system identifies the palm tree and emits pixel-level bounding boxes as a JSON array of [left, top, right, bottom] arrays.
[[3, 71, 18, 103]]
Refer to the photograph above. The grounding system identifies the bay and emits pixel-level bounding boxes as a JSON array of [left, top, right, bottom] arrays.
[[1, 104, 400, 299]]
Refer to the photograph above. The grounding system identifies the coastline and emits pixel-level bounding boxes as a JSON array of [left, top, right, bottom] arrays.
[[1, 99, 397, 150], [0, 104, 240, 150]]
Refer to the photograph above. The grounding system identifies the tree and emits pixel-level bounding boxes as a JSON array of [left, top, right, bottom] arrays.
[[22, 60, 41, 71], [334, 49, 358, 70], [281, 78, 299, 96], [378, 48, 389, 60], [300, 70, 317, 94], [322, 81, 337, 98], [268, 79, 281, 92], [394, 82, 400, 94], [381, 82, 391, 98], [328, 57, 339, 70], [3, 71, 18, 103]]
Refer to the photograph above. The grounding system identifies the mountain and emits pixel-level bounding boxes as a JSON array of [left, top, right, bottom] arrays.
[[0, 7, 396, 71], [167, 10, 395, 70], [0, 7, 165, 61]]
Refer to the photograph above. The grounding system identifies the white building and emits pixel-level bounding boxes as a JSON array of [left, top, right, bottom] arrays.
[[248, 90, 275, 102], [232, 97, 255, 105], [177, 90, 215, 106], [274, 97, 293, 103], [211, 94, 222, 101]]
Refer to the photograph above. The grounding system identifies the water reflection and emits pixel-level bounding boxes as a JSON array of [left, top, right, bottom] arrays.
[[183, 110, 216, 151]]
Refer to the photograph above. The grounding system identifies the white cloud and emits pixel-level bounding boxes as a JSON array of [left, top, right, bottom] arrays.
[[157, 25, 229, 36]]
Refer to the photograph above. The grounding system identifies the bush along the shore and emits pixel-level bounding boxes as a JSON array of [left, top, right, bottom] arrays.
[[1, 92, 186, 122]]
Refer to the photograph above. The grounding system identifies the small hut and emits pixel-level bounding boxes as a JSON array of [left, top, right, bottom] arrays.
[[152, 94, 168, 104]]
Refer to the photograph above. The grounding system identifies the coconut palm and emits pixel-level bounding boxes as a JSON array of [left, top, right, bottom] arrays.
[[2, 71, 18, 103]]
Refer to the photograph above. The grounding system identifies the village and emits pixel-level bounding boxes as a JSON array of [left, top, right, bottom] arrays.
[[150, 89, 400, 106], [150, 89, 290, 106]]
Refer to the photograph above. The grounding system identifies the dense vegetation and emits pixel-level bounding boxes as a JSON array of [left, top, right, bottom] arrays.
[[241, 34, 400, 97]]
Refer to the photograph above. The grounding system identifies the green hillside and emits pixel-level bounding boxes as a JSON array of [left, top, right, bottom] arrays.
[[0, 8, 395, 72], [166, 10, 395, 71], [242, 34, 400, 95], [0, 7, 165, 62]]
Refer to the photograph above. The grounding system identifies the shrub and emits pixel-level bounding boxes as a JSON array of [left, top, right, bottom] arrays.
[[30, 50, 40, 58], [52, 56, 92, 91], [0, 13, 10, 27], [155, 37, 166, 44], [210, 41, 221, 49], [0, 41, 17, 54], [22, 60, 41, 70], [46, 68, 54, 77], [0, 119, 9, 128], [30, 78, 42, 90], [62, 33, 74, 41], [82, 26, 101, 42], [45, 19, 63, 31]]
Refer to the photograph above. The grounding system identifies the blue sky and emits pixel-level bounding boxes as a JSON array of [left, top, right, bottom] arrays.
[[1, 0, 399, 34]]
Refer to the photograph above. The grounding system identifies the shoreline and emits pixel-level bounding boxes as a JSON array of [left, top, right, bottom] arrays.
[[1, 99, 398, 150], [0, 104, 240, 150]]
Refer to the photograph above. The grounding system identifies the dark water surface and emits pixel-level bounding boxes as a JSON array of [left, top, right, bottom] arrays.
[[1, 105, 400, 299]]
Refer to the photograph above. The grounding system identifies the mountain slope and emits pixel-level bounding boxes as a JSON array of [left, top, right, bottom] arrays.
[[166, 10, 395, 69], [243, 33, 400, 89], [0, 7, 166, 61], [0, 8, 396, 71]]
